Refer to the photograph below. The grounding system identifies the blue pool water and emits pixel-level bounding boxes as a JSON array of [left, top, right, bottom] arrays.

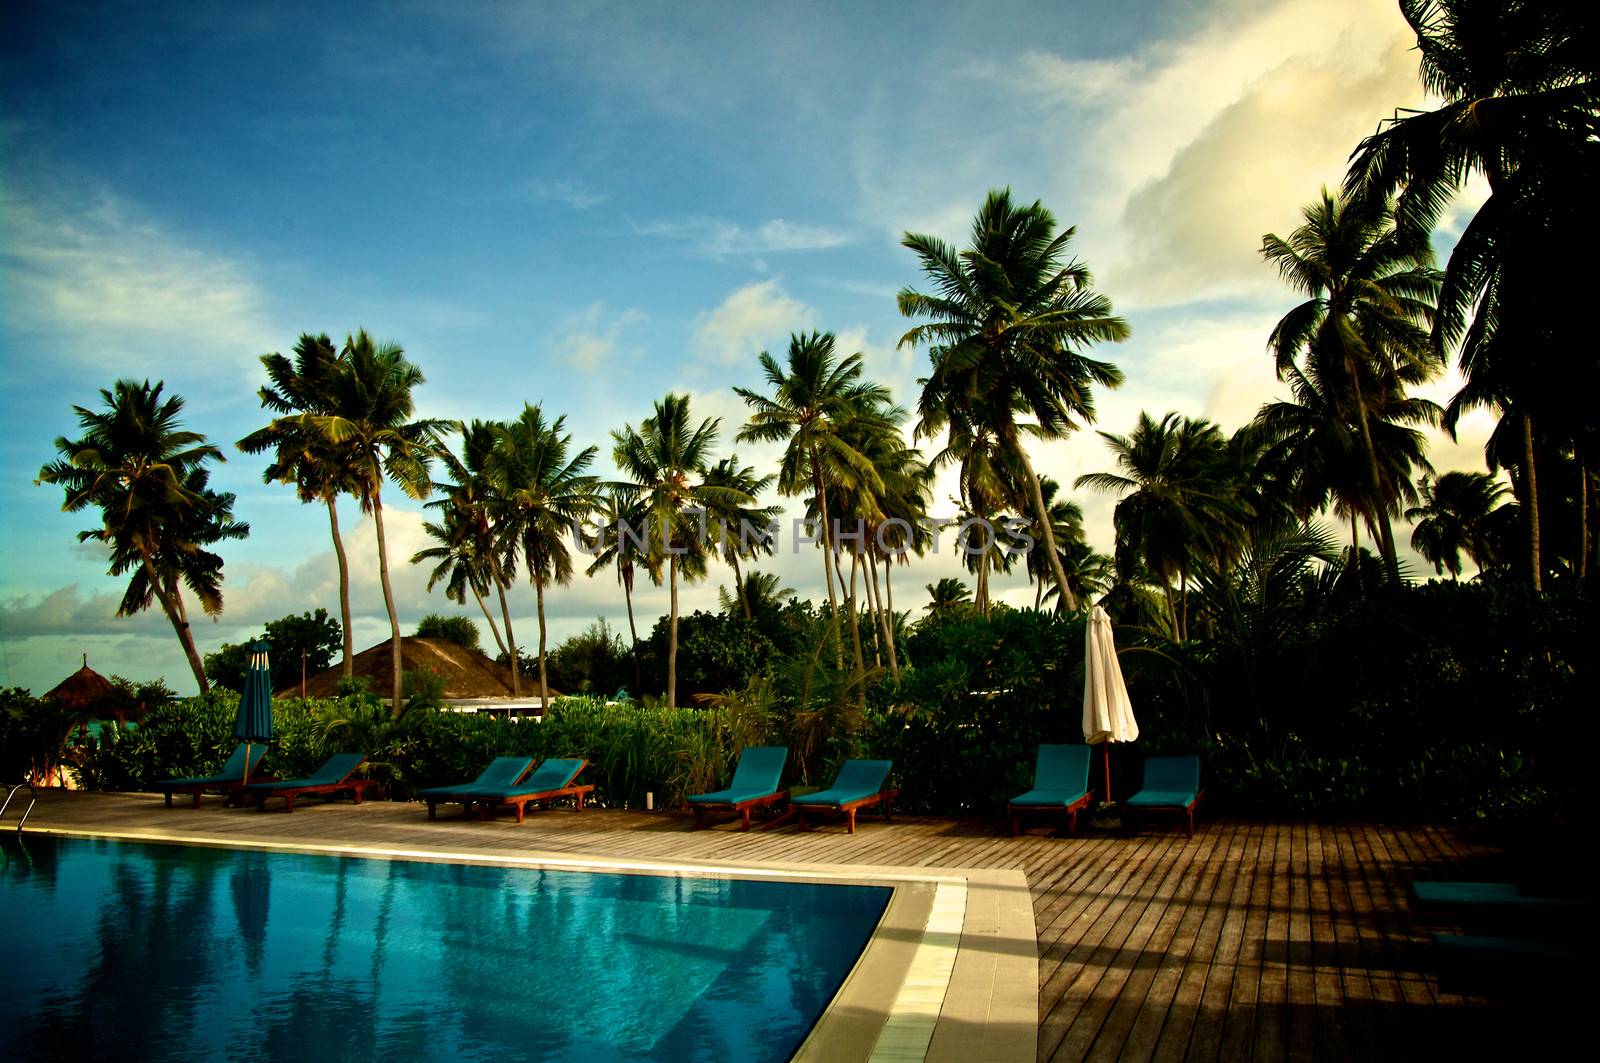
[[0, 835, 889, 1062]]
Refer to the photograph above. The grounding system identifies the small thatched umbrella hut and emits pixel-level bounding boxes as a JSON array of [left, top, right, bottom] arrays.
[[44, 655, 115, 718]]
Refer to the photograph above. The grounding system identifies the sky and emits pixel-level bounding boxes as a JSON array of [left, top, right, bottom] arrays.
[[0, 0, 1497, 694]]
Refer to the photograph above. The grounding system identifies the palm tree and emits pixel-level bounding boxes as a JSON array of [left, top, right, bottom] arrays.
[[411, 508, 506, 656], [923, 577, 971, 615], [488, 404, 597, 707], [432, 420, 524, 694], [614, 394, 747, 708], [1407, 471, 1508, 578], [1261, 189, 1441, 575], [719, 570, 794, 619], [700, 456, 780, 621], [239, 333, 360, 677], [1025, 476, 1093, 609], [37, 380, 244, 692], [584, 485, 658, 691], [1344, 1, 1596, 590], [295, 331, 449, 711], [1252, 361, 1437, 566], [735, 331, 894, 657], [1076, 412, 1249, 639], [900, 189, 1129, 612]]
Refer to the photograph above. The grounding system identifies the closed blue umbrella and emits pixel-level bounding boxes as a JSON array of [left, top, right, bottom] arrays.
[[235, 640, 274, 784]]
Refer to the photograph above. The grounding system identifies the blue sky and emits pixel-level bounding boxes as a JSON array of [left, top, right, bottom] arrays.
[[0, 0, 1492, 693]]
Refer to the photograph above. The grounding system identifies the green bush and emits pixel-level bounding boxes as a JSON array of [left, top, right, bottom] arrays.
[[415, 614, 481, 651]]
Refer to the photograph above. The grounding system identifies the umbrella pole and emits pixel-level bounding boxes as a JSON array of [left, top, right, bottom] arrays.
[[244, 741, 251, 787], [1104, 744, 1112, 804]]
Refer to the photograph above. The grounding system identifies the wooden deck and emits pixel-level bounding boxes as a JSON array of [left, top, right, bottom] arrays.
[[17, 791, 1519, 1061]]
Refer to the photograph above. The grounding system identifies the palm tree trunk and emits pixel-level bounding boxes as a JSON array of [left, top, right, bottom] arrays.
[[534, 575, 550, 708], [1345, 359, 1398, 576], [370, 487, 406, 713], [884, 562, 909, 668], [622, 566, 642, 692], [731, 551, 750, 620], [856, 553, 880, 667], [975, 560, 990, 617], [667, 554, 679, 708], [1579, 452, 1590, 585], [1011, 437, 1080, 611], [495, 579, 521, 697], [810, 453, 844, 663], [846, 551, 866, 676], [326, 496, 354, 679], [1034, 576, 1044, 611], [139, 554, 209, 693], [869, 554, 899, 679], [1523, 413, 1542, 592], [1161, 575, 1178, 639], [472, 585, 508, 657], [1179, 569, 1189, 643]]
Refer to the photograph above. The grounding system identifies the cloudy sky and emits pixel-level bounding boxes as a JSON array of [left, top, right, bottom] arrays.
[[0, 0, 1494, 693]]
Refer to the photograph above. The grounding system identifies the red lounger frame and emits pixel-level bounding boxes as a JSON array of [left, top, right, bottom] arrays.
[[473, 760, 595, 824], [252, 770, 374, 813], [1007, 791, 1094, 837], [692, 790, 789, 831]]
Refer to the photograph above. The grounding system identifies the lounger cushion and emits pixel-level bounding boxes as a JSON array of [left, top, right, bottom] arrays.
[[419, 756, 534, 799], [1125, 789, 1198, 808], [1140, 755, 1200, 793], [1032, 745, 1092, 793], [157, 744, 269, 787], [246, 752, 366, 791], [466, 758, 586, 800], [1010, 788, 1092, 808], [794, 759, 892, 807], [688, 746, 788, 804]]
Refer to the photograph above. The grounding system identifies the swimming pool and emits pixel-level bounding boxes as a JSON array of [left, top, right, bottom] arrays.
[[0, 834, 890, 1062]]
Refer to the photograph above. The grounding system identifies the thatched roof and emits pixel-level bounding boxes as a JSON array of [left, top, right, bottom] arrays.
[[44, 656, 115, 710], [282, 637, 559, 701]]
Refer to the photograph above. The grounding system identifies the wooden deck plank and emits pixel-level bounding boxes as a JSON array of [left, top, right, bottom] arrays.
[[13, 791, 1510, 1062]]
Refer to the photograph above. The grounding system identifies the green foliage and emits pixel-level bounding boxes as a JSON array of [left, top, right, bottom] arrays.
[[0, 688, 84, 785], [414, 613, 481, 650], [545, 618, 630, 694], [205, 609, 343, 692]]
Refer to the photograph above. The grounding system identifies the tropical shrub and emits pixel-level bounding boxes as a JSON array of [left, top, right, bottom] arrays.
[[414, 613, 480, 650]]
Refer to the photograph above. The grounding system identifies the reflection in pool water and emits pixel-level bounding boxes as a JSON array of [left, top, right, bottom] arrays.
[[0, 834, 889, 1062]]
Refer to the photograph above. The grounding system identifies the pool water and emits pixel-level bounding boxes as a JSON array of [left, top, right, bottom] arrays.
[[0, 835, 889, 1062]]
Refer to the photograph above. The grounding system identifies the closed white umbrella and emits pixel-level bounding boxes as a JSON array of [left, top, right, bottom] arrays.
[[1082, 605, 1138, 801]]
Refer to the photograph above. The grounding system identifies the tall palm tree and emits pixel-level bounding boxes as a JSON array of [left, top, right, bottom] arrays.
[[434, 420, 524, 695], [614, 394, 747, 708], [584, 485, 658, 691], [1407, 471, 1508, 578], [719, 571, 794, 620], [700, 456, 780, 621], [1025, 476, 1092, 609], [488, 404, 597, 707], [1344, 1, 1597, 590], [296, 331, 449, 711], [411, 507, 506, 656], [735, 331, 894, 657], [900, 189, 1129, 612], [1076, 412, 1248, 639], [923, 577, 971, 615], [38, 380, 244, 692], [238, 333, 360, 677], [1261, 189, 1441, 575], [1252, 361, 1437, 564]]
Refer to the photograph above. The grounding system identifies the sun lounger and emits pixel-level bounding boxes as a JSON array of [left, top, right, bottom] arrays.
[[418, 756, 535, 820], [793, 759, 896, 833], [1409, 880, 1598, 937], [155, 744, 271, 808], [245, 753, 371, 813], [687, 745, 788, 830], [1432, 932, 1583, 999], [1125, 754, 1204, 837], [1007, 744, 1094, 836], [459, 758, 593, 824]]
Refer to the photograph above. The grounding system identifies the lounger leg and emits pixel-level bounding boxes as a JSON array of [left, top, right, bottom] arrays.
[[427, 800, 437, 821], [352, 788, 364, 805], [846, 809, 856, 834], [575, 792, 585, 810], [693, 807, 704, 830], [1186, 807, 1194, 838], [284, 794, 296, 814], [740, 807, 751, 831], [515, 802, 526, 824], [798, 809, 809, 832], [1010, 813, 1020, 837]]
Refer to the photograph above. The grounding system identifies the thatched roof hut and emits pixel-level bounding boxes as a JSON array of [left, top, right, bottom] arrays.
[[283, 637, 559, 705], [43, 655, 115, 712]]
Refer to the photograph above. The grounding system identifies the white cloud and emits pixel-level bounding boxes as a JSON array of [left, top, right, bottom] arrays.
[[689, 279, 814, 366], [547, 302, 646, 373], [637, 217, 851, 256], [527, 176, 608, 209], [0, 184, 278, 379]]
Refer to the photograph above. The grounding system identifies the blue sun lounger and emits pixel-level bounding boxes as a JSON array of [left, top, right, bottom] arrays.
[[244, 753, 372, 813], [1008, 744, 1094, 836], [1125, 755, 1204, 837], [418, 756, 535, 819], [155, 743, 271, 808], [688, 745, 788, 830], [459, 758, 593, 823], [794, 759, 896, 833]]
